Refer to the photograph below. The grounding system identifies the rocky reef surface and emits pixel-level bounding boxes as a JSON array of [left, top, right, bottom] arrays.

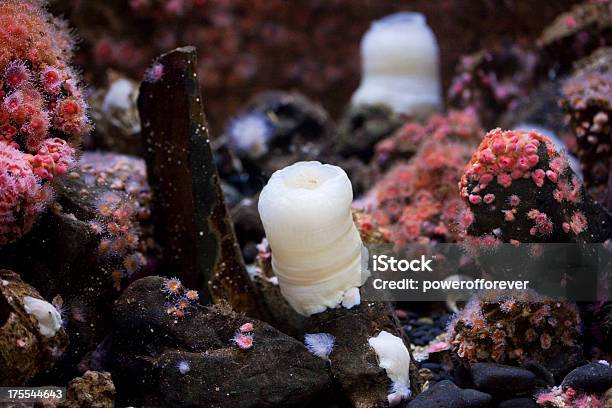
[[0, 1, 610, 407]]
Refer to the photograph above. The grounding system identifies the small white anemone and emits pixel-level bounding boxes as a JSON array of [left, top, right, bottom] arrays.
[[304, 333, 335, 361], [177, 360, 190, 375], [102, 79, 135, 113], [23, 296, 62, 338], [368, 331, 412, 406], [226, 112, 273, 159]]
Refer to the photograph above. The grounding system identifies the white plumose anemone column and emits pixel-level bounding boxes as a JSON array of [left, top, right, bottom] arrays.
[[258, 161, 369, 316], [351, 12, 441, 117], [368, 331, 412, 405]]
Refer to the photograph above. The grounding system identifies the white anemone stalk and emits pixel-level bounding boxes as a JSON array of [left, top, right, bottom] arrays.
[[258, 161, 369, 316], [368, 330, 412, 405], [351, 12, 441, 118]]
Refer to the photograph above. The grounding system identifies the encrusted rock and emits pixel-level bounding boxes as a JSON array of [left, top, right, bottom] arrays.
[[603, 387, 612, 408], [573, 47, 612, 74], [59, 151, 158, 290], [538, 1, 612, 76], [374, 108, 483, 171], [0, 151, 155, 382], [63, 370, 115, 408], [448, 290, 583, 380], [0, 270, 68, 385], [559, 65, 611, 211], [447, 45, 538, 127], [460, 128, 611, 244]]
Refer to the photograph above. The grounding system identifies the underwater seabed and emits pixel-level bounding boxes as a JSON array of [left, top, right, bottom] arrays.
[[0, 0, 611, 407]]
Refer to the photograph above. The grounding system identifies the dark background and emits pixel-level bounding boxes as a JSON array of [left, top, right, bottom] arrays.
[[51, 0, 580, 132]]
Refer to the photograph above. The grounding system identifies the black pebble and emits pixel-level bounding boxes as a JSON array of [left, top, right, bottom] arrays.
[[561, 362, 612, 394]]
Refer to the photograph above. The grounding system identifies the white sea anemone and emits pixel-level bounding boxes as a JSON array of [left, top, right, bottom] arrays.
[[258, 161, 369, 316], [226, 112, 273, 159], [23, 296, 62, 338], [102, 78, 136, 113], [351, 12, 441, 118], [304, 333, 336, 361], [177, 360, 191, 375], [368, 331, 412, 406]]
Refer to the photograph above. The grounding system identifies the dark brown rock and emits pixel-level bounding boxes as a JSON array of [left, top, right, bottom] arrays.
[[138, 47, 260, 317], [230, 197, 265, 264], [112, 276, 331, 407]]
